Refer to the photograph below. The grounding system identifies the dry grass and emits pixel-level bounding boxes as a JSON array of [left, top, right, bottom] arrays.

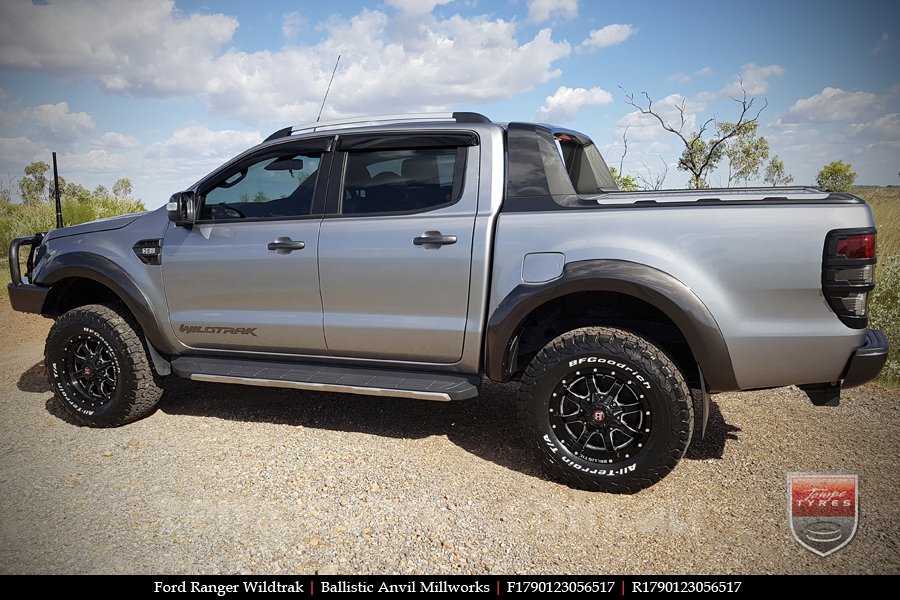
[[853, 187, 899, 385], [855, 186, 900, 258]]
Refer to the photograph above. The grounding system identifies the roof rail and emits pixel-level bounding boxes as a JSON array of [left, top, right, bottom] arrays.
[[264, 112, 491, 142]]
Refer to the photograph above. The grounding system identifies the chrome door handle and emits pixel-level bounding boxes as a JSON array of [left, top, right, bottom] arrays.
[[413, 231, 457, 248], [267, 237, 305, 254]]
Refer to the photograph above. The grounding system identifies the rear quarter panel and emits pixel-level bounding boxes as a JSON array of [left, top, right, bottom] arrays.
[[489, 202, 876, 389]]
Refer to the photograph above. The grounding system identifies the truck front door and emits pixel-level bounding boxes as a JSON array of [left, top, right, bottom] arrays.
[[163, 140, 331, 354]]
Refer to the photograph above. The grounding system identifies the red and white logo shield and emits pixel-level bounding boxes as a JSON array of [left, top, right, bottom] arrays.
[[787, 473, 858, 557]]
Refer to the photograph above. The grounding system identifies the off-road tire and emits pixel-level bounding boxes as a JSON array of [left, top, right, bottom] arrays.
[[45, 304, 163, 427], [518, 326, 693, 492]]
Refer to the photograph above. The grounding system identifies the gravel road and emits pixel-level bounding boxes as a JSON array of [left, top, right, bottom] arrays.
[[0, 301, 897, 574]]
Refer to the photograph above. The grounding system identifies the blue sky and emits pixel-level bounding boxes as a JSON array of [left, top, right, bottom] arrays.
[[1, 0, 898, 207]]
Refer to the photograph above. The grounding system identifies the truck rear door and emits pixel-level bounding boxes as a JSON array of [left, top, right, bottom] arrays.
[[317, 133, 479, 363]]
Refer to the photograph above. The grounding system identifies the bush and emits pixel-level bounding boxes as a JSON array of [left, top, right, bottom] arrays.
[[816, 160, 857, 192], [0, 197, 145, 257]]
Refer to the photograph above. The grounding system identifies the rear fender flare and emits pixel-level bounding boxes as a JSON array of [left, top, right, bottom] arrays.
[[485, 259, 738, 392]]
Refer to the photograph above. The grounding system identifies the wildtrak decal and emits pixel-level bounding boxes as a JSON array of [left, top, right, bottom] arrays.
[[179, 324, 258, 336]]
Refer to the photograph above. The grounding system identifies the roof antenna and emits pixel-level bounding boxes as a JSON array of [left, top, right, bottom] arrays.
[[316, 54, 341, 123]]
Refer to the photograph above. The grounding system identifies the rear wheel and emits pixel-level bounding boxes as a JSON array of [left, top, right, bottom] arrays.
[[518, 326, 693, 492], [45, 304, 163, 427]]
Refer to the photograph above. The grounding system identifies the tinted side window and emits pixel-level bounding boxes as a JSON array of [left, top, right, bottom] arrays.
[[200, 152, 321, 220], [556, 136, 617, 193], [342, 148, 461, 215]]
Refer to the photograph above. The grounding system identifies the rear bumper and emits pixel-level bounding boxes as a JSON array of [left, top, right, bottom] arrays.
[[842, 329, 889, 388], [7, 282, 49, 314]]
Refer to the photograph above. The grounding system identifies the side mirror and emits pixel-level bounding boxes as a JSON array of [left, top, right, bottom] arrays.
[[167, 191, 196, 227]]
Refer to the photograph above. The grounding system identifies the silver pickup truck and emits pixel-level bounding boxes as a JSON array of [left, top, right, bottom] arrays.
[[7, 112, 888, 492]]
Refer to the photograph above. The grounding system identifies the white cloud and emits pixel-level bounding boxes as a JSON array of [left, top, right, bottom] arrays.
[[91, 132, 140, 149], [785, 87, 880, 123], [386, 0, 454, 17], [846, 113, 900, 141], [527, 0, 578, 23], [282, 11, 306, 40], [580, 24, 636, 51], [147, 125, 261, 161], [720, 63, 785, 97], [0, 2, 571, 126], [0, 0, 238, 97], [142, 125, 263, 191], [208, 12, 570, 125], [535, 86, 613, 122], [873, 32, 890, 54], [0, 136, 46, 169], [667, 66, 713, 84], [28, 102, 95, 144], [59, 149, 130, 174]]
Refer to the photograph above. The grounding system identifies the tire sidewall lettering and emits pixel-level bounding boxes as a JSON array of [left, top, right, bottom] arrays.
[[530, 338, 679, 483], [48, 321, 125, 419]]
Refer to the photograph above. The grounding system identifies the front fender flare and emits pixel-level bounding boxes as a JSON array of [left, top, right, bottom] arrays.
[[485, 259, 739, 392], [35, 252, 175, 355]]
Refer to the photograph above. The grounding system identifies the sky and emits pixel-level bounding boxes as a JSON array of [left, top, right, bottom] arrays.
[[0, 0, 898, 208]]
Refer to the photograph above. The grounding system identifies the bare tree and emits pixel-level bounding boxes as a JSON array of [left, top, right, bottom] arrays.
[[621, 78, 767, 189], [0, 171, 16, 204], [615, 125, 669, 190], [618, 124, 629, 174], [635, 157, 669, 191]]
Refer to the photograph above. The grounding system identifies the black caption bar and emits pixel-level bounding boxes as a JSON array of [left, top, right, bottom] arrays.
[[3, 575, 880, 595]]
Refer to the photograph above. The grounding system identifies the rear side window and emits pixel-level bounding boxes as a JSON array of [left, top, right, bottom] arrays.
[[342, 148, 464, 215], [556, 135, 618, 193]]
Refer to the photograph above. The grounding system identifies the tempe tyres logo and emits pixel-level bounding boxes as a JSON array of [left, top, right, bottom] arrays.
[[787, 473, 858, 557]]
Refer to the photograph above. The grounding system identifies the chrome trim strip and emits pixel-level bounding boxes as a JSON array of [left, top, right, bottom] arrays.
[[190, 373, 453, 402]]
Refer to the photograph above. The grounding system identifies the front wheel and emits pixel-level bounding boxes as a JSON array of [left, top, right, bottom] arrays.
[[518, 327, 693, 493], [45, 304, 163, 427]]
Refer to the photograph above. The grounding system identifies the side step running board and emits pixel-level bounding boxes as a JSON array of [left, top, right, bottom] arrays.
[[171, 357, 480, 402]]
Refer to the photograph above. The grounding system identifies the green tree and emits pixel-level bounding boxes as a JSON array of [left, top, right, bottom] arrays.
[[62, 181, 90, 203], [763, 156, 793, 187], [718, 120, 769, 186], [609, 166, 639, 191], [93, 184, 110, 199], [112, 178, 133, 201], [19, 161, 52, 204], [816, 161, 857, 192], [678, 135, 722, 189], [623, 78, 767, 190]]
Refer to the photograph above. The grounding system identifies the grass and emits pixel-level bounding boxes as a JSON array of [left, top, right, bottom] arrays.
[[856, 186, 900, 258], [854, 186, 900, 386]]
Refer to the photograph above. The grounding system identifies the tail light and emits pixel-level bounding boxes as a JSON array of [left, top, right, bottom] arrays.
[[823, 228, 877, 328]]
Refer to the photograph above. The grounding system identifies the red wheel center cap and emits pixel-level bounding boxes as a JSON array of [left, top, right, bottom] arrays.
[[83, 367, 94, 377], [592, 409, 605, 423]]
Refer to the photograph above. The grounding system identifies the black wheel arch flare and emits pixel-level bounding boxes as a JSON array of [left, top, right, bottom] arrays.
[[484, 259, 740, 393], [33, 251, 175, 355]]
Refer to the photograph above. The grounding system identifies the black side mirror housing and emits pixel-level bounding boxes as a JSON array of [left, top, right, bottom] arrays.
[[167, 191, 196, 227]]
